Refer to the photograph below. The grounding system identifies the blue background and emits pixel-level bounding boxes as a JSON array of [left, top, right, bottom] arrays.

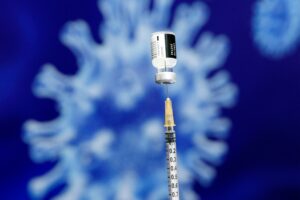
[[0, 0, 300, 199]]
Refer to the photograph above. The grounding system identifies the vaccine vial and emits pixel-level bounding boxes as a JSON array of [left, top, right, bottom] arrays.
[[151, 31, 177, 84]]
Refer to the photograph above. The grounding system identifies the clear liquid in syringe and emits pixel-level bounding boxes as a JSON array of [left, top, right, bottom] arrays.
[[166, 129, 179, 200]]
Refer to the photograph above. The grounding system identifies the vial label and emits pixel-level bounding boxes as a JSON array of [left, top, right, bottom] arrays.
[[165, 34, 176, 58], [151, 32, 177, 69], [151, 40, 158, 59]]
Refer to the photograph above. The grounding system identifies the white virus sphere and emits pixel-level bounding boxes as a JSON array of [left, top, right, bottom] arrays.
[[252, 0, 300, 58], [23, 0, 238, 199]]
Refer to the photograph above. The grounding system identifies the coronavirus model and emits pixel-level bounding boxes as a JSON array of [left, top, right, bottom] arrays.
[[252, 0, 300, 59], [23, 0, 238, 199]]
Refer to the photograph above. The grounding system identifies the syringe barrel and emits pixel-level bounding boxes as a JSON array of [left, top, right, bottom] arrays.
[[165, 130, 180, 200]]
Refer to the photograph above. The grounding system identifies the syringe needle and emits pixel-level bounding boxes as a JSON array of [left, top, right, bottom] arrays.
[[165, 84, 169, 98]]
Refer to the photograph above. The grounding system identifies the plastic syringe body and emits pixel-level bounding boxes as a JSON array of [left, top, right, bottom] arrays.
[[164, 98, 180, 200]]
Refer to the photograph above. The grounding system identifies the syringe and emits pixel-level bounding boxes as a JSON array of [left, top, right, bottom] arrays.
[[151, 31, 180, 199], [164, 97, 180, 200]]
